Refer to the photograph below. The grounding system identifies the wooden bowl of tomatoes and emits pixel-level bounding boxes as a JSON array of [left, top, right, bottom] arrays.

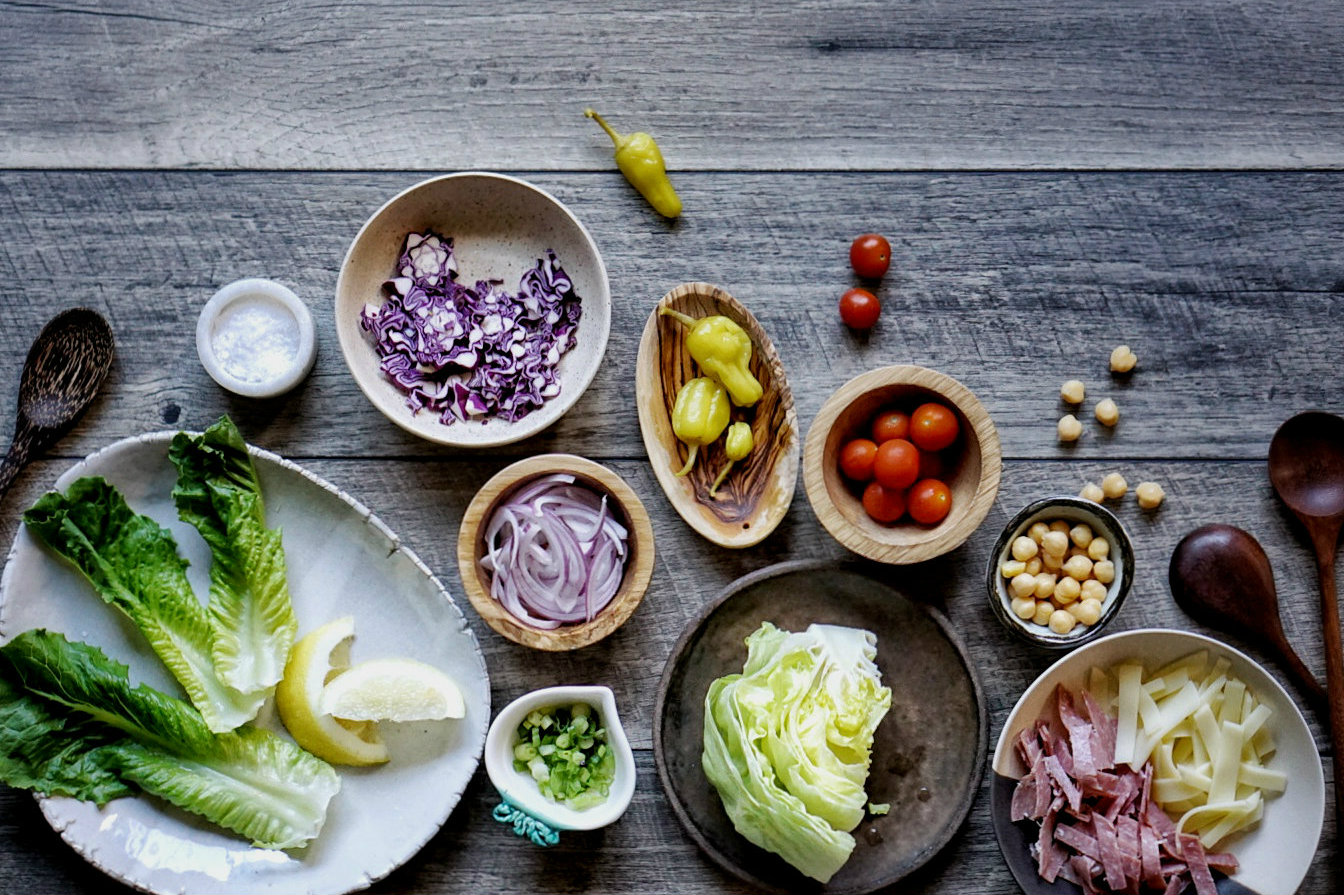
[[803, 365, 1002, 564]]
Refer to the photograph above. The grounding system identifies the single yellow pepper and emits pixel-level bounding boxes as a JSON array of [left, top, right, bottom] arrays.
[[671, 377, 730, 477], [659, 308, 763, 407], [584, 108, 682, 218], [709, 421, 754, 496]]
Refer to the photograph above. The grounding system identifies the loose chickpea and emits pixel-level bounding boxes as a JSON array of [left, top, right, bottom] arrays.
[[1081, 579, 1108, 603], [1001, 559, 1027, 578], [1093, 559, 1115, 584], [1136, 481, 1165, 510], [1048, 609, 1078, 635], [1041, 551, 1063, 571], [1088, 537, 1111, 561], [1054, 576, 1082, 604], [1011, 536, 1039, 561], [1028, 521, 1050, 543], [1069, 524, 1094, 548], [1011, 597, 1037, 620], [1033, 601, 1055, 626], [1101, 473, 1128, 499], [1041, 530, 1069, 556], [1073, 598, 1104, 625], [1058, 414, 1083, 442], [1080, 482, 1105, 503], [1063, 554, 1094, 581], [1010, 573, 1038, 599], [1025, 557, 1043, 575], [1050, 520, 1071, 534], [1095, 398, 1120, 427], [1060, 379, 1086, 404], [1068, 545, 1087, 558], [1110, 345, 1138, 373], [1034, 573, 1058, 599]]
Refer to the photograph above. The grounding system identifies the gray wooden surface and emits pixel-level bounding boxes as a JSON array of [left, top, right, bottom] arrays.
[[1, 1, 1341, 893]]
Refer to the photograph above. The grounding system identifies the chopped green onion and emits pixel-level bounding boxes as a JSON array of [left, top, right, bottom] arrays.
[[511, 702, 616, 808]]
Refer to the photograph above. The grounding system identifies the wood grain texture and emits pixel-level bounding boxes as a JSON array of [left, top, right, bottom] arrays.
[[0, 170, 1341, 466], [635, 283, 799, 548], [1, 1, 1342, 170]]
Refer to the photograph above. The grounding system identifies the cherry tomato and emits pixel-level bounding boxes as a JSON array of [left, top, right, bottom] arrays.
[[839, 438, 878, 481], [839, 288, 880, 329], [918, 449, 945, 480], [907, 478, 952, 525], [873, 438, 920, 490], [849, 233, 891, 279], [910, 403, 960, 452], [871, 410, 910, 444], [862, 481, 906, 523]]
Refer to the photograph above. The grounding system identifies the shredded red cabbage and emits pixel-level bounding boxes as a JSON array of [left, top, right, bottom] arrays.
[[359, 231, 583, 424]]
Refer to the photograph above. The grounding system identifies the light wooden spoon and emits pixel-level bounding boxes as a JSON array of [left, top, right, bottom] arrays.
[[635, 282, 798, 548]]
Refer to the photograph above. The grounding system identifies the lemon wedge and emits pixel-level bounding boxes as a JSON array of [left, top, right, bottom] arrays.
[[319, 658, 466, 723], [276, 616, 390, 766]]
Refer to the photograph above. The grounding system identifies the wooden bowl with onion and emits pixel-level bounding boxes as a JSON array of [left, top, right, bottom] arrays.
[[456, 454, 654, 651], [635, 282, 799, 549], [803, 365, 1001, 564]]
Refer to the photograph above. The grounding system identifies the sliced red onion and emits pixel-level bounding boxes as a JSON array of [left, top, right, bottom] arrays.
[[480, 476, 629, 629]]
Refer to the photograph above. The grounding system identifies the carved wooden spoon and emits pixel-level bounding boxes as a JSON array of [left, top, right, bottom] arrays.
[[1268, 411, 1344, 835], [635, 283, 798, 548], [0, 308, 115, 501], [1169, 523, 1325, 707]]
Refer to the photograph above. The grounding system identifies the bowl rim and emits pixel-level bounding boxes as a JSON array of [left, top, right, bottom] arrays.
[[802, 364, 1002, 564], [334, 171, 611, 448], [455, 453, 654, 651], [986, 496, 1135, 649], [484, 684, 637, 831]]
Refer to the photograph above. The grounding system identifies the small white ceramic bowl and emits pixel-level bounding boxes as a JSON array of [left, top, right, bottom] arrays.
[[335, 172, 611, 448], [197, 278, 316, 398], [484, 685, 636, 842]]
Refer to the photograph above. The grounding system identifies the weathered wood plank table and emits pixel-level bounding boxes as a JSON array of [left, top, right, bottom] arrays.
[[0, 2, 1340, 892]]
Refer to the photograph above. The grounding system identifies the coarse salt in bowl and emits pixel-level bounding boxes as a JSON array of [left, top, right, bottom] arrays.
[[197, 278, 316, 398]]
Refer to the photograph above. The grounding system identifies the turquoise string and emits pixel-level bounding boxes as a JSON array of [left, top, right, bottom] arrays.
[[492, 800, 560, 847]]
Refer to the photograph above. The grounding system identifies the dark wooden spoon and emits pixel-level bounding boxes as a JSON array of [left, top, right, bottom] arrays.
[[0, 308, 115, 501], [1268, 410, 1344, 835], [1169, 524, 1325, 707]]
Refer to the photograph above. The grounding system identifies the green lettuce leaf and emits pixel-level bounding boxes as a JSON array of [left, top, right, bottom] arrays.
[[170, 417, 297, 698], [0, 630, 339, 850], [22, 477, 264, 731], [702, 622, 892, 884]]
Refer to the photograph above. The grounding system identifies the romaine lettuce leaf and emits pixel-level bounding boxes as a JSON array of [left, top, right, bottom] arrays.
[[702, 622, 892, 884], [22, 477, 264, 732], [0, 630, 339, 849], [169, 416, 297, 698]]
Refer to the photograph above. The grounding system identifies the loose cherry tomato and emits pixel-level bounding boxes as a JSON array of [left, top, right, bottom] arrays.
[[839, 438, 878, 481], [871, 410, 910, 444], [839, 288, 880, 329], [849, 233, 891, 279], [917, 449, 945, 480], [907, 478, 952, 525], [873, 438, 920, 490], [910, 403, 960, 452], [862, 480, 906, 523]]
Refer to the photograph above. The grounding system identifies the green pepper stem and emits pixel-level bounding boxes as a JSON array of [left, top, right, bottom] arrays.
[[658, 307, 697, 328], [674, 443, 699, 477], [708, 459, 736, 496], [584, 109, 625, 146]]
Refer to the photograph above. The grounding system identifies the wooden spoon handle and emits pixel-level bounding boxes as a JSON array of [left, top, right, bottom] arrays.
[[0, 423, 36, 502], [1312, 532, 1344, 838]]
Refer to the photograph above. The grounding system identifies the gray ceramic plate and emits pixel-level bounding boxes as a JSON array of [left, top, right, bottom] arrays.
[[0, 432, 490, 895], [654, 560, 987, 894]]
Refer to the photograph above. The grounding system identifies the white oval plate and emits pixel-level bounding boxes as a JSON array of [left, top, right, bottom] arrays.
[[0, 432, 490, 895], [990, 629, 1323, 895]]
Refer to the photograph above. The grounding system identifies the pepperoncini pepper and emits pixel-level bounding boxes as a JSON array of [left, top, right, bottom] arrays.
[[671, 377, 730, 477], [659, 308, 763, 407], [709, 421, 754, 496], [584, 108, 682, 219]]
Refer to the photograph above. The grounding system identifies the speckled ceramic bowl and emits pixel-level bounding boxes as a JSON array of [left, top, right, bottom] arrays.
[[335, 173, 611, 447]]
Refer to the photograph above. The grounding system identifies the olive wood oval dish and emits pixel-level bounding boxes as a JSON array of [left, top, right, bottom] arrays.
[[635, 282, 798, 549], [803, 365, 1001, 564], [456, 453, 654, 651]]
